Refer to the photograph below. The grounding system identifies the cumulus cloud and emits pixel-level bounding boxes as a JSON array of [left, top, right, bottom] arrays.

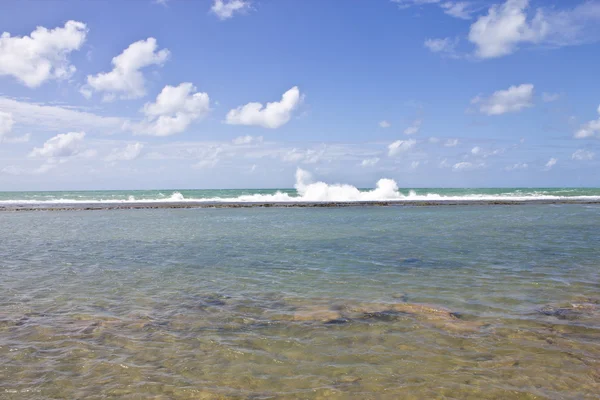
[[105, 142, 144, 162], [388, 139, 416, 156], [471, 83, 534, 115], [29, 131, 94, 159], [471, 146, 480, 155], [379, 120, 391, 128], [360, 157, 380, 167], [83, 38, 169, 101], [572, 149, 595, 161], [404, 119, 422, 135], [575, 105, 600, 139], [468, 0, 600, 59], [211, 0, 250, 20], [545, 157, 557, 169], [226, 86, 302, 129], [444, 138, 459, 147], [232, 135, 263, 145], [126, 83, 210, 136], [0, 20, 87, 87]]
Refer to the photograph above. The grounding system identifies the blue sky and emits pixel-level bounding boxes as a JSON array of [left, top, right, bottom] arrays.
[[0, 0, 599, 190]]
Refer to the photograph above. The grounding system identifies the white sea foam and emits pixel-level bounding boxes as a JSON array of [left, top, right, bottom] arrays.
[[0, 169, 599, 205]]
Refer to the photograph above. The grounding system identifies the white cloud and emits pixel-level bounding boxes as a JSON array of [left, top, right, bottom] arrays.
[[452, 161, 483, 171], [404, 119, 422, 135], [504, 162, 528, 171], [29, 131, 92, 159], [0, 96, 124, 134], [126, 83, 210, 136], [0, 111, 14, 139], [388, 139, 416, 156], [0, 110, 31, 143], [283, 148, 323, 164], [428, 137, 440, 143], [468, 0, 600, 59], [410, 160, 420, 169], [542, 92, 560, 102], [424, 37, 459, 57], [572, 149, 595, 161], [379, 120, 391, 128], [105, 142, 144, 162], [545, 157, 557, 169], [226, 86, 302, 129], [0, 21, 87, 87], [84, 38, 169, 101], [575, 105, 600, 139], [441, 2, 473, 19], [471, 83, 534, 115], [1, 163, 56, 176], [360, 157, 380, 167], [444, 138, 459, 147], [471, 146, 480, 155], [211, 0, 250, 20], [393, 0, 474, 19], [232, 135, 263, 145]]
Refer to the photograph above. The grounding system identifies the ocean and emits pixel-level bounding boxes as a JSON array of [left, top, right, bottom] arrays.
[[1, 191, 599, 398]]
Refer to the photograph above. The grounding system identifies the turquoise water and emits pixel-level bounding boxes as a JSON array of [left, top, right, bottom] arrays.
[[0, 187, 600, 204], [1, 205, 599, 398]]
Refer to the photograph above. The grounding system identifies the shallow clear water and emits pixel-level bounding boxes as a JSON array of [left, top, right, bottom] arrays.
[[1, 205, 599, 399]]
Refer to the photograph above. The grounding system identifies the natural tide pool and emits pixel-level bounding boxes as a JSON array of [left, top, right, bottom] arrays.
[[1, 205, 599, 399]]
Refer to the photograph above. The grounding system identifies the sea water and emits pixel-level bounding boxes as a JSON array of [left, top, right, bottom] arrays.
[[1, 205, 599, 399]]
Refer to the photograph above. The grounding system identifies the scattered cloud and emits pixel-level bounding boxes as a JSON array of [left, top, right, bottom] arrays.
[[360, 157, 380, 167], [105, 142, 144, 162], [0, 96, 124, 134], [388, 139, 416, 156], [126, 82, 210, 136], [403, 119, 422, 135], [444, 138, 459, 147], [379, 120, 391, 128], [572, 149, 595, 161], [226, 86, 302, 129], [542, 92, 560, 103], [504, 162, 528, 171], [428, 137, 440, 143], [232, 135, 263, 145], [452, 161, 483, 171], [544, 157, 557, 169], [0, 111, 14, 140], [83, 38, 169, 101], [575, 105, 600, 139], [393, 0, 474, 19], [282, 148, 323, 164], [471, 146, 480, 155], [471, 83, 534, 115], [211, 0, 250, 20], [468, 0, 600, 59], [441, 2, 474, 20], [424, 37, 460, 57], [29, 131, 94, 159], [410, 160, 420, 169], [0, 20, 87, 87]]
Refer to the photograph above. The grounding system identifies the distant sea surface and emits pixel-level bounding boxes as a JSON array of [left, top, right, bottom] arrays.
[[1, 200, 599, 398], [1, 187, 600, 204]]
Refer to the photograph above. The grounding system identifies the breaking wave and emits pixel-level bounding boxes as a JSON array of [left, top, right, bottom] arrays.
[[1, 169, 599, 205]]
